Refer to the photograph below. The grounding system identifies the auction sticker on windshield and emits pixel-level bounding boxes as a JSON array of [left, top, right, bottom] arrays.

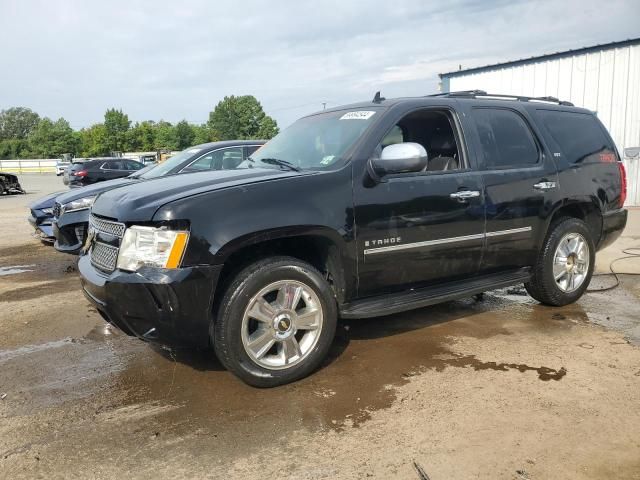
[[340, 111, 376, 120]]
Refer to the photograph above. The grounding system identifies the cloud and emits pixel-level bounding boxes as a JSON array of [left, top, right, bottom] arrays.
[[0, 0, 638, 129]]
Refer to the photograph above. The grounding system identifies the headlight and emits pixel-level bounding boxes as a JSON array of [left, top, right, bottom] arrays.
[[62, 196, 95, 213], [116, 225, 189, 271], [42, 208, 53, 215]]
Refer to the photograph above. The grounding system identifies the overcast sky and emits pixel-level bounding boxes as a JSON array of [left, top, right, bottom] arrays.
[[1, 0, 639, 129]]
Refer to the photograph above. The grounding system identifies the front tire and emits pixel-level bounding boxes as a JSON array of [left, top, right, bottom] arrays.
[[525, 217, 595, 306], [213, 256, 338, 387]]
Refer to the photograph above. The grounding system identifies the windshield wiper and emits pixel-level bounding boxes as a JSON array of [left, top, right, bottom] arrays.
[[253, 157, 301, 172]]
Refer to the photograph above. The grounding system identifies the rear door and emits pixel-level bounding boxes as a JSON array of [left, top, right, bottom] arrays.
[[461, 104, 559, 273]]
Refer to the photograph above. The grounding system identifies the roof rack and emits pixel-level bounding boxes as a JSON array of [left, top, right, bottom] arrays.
[[429, 90, 574, 106]]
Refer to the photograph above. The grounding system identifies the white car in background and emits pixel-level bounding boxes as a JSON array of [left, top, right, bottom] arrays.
[[55, 161, 71, 176]]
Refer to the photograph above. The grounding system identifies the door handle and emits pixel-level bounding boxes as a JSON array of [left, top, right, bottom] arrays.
[[533, 181, 556, 191], [450, 190, 480, 200]]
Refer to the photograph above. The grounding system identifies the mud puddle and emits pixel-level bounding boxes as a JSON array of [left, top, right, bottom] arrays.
[[0, 265, 36, 276], [0, 242, 79, 316], [4, 293, 575, 431], [1, 283, 636, 472]]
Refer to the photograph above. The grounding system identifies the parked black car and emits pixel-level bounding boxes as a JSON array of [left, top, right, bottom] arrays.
[[79, 91, 627, 387], [0, 172, 25, 195], [53, 141, 264, 254], [64, 158, 145, 188], [62, 159, 87, 186]]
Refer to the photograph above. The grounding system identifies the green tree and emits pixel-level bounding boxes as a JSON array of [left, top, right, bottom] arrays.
[[129, 121, 157, 151], [0, 107, 41, 140], [0, 139, 29, 159], [207, 95, 278, 140], [78, 124, 109, 156], [27, 118, 77, 158], [104, 108, 131, 152], [174, 120, 196, 149], [153, 121, 177, 150], [256, 115, 279, 139], [191, 124, 212, 145]]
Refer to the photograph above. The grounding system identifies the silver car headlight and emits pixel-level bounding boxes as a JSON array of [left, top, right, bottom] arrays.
[[62, 195, 96, 213], [116, 225, 189, 272], [42, 208, 53, 215]]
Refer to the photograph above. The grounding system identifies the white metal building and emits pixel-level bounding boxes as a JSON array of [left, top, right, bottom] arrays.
[[439, 38, 640, 206]]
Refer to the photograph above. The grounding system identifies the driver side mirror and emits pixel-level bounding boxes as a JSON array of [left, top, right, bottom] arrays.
[[368, 143, 428, 181]]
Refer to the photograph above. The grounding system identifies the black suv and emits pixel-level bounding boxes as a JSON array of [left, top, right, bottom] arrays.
[[66, 158, 144, 187], [79, 91, 627, 387]]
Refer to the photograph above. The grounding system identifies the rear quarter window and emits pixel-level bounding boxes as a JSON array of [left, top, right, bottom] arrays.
[[537, 110, 615, 164]]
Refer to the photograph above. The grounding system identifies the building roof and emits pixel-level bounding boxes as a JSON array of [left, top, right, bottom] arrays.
[[439, 37, 640, 79]]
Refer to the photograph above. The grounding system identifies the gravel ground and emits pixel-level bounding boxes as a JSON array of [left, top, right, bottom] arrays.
[[1, 174, 639, 479]]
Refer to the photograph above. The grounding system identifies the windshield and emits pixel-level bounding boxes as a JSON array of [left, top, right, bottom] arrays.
[[248, 109, 380, 171], [138, 148, 201, 179], [129, 163, 157, 178]]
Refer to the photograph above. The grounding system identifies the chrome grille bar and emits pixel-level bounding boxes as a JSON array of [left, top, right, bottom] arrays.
[[89, 215, 125, 238]]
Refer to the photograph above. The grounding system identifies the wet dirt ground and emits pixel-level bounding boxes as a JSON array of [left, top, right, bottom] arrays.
[[1, 175, 640, 479]]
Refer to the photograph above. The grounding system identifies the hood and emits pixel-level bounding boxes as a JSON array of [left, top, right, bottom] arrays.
[[92, 168, 304, 222], [56, 177, 139, 205], [30, 190, 67, 210]]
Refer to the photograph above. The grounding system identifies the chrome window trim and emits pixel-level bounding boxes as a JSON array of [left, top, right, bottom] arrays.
[[363, 226, 532, 255], [99, 161, 122, 171]]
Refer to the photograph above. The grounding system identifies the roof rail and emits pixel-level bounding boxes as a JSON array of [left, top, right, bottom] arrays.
[[429, 90, 574, 106]]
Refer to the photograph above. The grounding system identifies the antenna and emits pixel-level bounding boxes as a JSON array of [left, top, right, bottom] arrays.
[[372, 91, 385, 103]]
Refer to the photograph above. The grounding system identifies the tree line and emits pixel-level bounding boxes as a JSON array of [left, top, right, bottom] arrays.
[[0, 95, 279, 159]]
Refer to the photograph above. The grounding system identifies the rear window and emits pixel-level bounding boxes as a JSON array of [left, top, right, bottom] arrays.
[[537, 110, 615, 164], [472, 108, 539, 168]]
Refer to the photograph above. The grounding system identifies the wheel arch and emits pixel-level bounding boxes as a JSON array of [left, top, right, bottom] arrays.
[[543, 197, 603, 247], [211, 226, 353, 322]]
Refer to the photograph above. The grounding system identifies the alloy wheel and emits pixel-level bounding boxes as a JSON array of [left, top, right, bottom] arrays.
[[553, 232, 590, 292], [241, 280, 324, 370]]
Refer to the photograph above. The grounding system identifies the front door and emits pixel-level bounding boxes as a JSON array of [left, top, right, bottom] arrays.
[[353, 107, 486, 297]]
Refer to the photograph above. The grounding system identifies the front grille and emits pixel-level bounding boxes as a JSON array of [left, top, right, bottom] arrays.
[[53, 202, 61, 218], [88, 214, 126, 272], [90, 242, 119, 272], [89, 215, 125, 238]]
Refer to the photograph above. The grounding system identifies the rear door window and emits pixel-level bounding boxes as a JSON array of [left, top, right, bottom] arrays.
[[472, 108, 539, 168], [103, 160, 123, 170], [537, 110, 615, 164]]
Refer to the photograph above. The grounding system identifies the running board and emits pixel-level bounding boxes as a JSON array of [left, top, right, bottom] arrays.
[[340, 268, 531, 319]]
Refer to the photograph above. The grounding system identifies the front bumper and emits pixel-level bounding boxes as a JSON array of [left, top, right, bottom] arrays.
[[79, 254, 223, 348], [597, 208, 627, 251], [28, 213, 55, 241], [53, 209, 90, 254]]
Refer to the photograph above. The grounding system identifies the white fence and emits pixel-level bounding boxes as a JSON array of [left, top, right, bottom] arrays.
[[0, 159, 57, 173]]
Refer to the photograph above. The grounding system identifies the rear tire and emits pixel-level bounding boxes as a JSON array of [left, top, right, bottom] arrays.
[[213, 256, 337, 387], [525, 217, 595, 306]]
